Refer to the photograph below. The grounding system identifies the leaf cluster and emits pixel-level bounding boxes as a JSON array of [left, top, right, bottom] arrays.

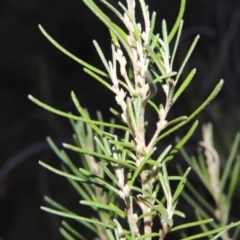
[[28, 0, 240, 239]]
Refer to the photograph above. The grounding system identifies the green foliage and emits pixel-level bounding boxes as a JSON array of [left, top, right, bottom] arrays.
[[29, 0, 239, 239], [178, 124, 240, 239]]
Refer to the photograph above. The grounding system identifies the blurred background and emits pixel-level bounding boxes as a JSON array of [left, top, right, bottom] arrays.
[[0, 0, 239, 239]]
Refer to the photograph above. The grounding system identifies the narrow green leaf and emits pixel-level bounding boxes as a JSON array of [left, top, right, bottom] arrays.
[[176, 35, 200, 83], [62, 221, 86, 240], [100, 136, 113, 156], [168, 0, 186, 42], [174, 210, 185, 218], [80, 200, 125, 218], [138, 0, 149, 30], [78, 168, 120, 195], [145, 45, 165, 74], [153, 71, 177, 84], [79, 168, 94, 177], [173, 68, 196, 102], [133, 96, 142, 129], [162, 162, 170, 189], [106, 229, 115, 240], [38, 25, 106, 76], [108, 139, 135, 150], [28, 94, 87, 120], [183, 173, 215, 214], [108, 191, 117, 206], [99, 162, 118, 185], [191, 156, 212, 192], [110, 44, 117, 80], [162, 20, 170, 63], [118, 2, 142, 44], [149, 33, 160, 52], [138, 211, 157, 220], [195, 210, 212, 235], [63, 143, 136, 170], [164, 120, 198, 163], [83, 68, 112, 90], [147, 99, 159, 113], [158, 171, 171, 202], [172, 167, 191, 204], [153, 182, 161, 200], [81, 0, 133, 59], [135, 232, 160, 239], [146, 159, 161, 167], [178, 145, 191, 165], [128, 147, 157, 187], [178, 153, 212, 193], [152, 202, 169, 220], [93, 40, 111, 73], [108, 118, 116, 137], [39, 161, 87, 182], [126, 196, 135, 240], [210, 230, 228, 240], [94, 136, 107, 156], [221, 132, 240, 191], [168, 176, 184, 181], [41, 206, 115, 229], [170, 20, 183, 67], [28, 95, 129, 132], [121, 149, 128, 164], [100, 0, 123, 20], [181, 221, 240, 240], [164, 116, 188, 129], [109, 29, 118, 46], [113, 219, 130, 237], [156, 145, 172, 165], [47, 137, 66, 163], [197, 150, 210, 182], [65, 174, 92, 202], [59, 227, 75, 240], [62, 148, 88, 178], [227, 155, 240, 201], [147, 11, 157, 46], [232, 224, 240, 240], [71, 121, 96, 171], [61, 162, 96, 201], [44, 196, 96, 232], [126, 97, 138, 133], [71, 91, 102, 135], [181, 191, 216, 228], [171, 218, 213, 232], [110, 108, 121, 118], [131, 186, 162, 205], [125, 150, 136, 161], [156, 80, 224, 142]]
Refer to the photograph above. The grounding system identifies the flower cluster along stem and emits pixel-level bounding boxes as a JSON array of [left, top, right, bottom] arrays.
[[111, 0, 177, 238], [118, 1, 157, 237]]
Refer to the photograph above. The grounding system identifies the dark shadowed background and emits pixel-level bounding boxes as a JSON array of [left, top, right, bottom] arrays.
[[0, 0, 240, 239]]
